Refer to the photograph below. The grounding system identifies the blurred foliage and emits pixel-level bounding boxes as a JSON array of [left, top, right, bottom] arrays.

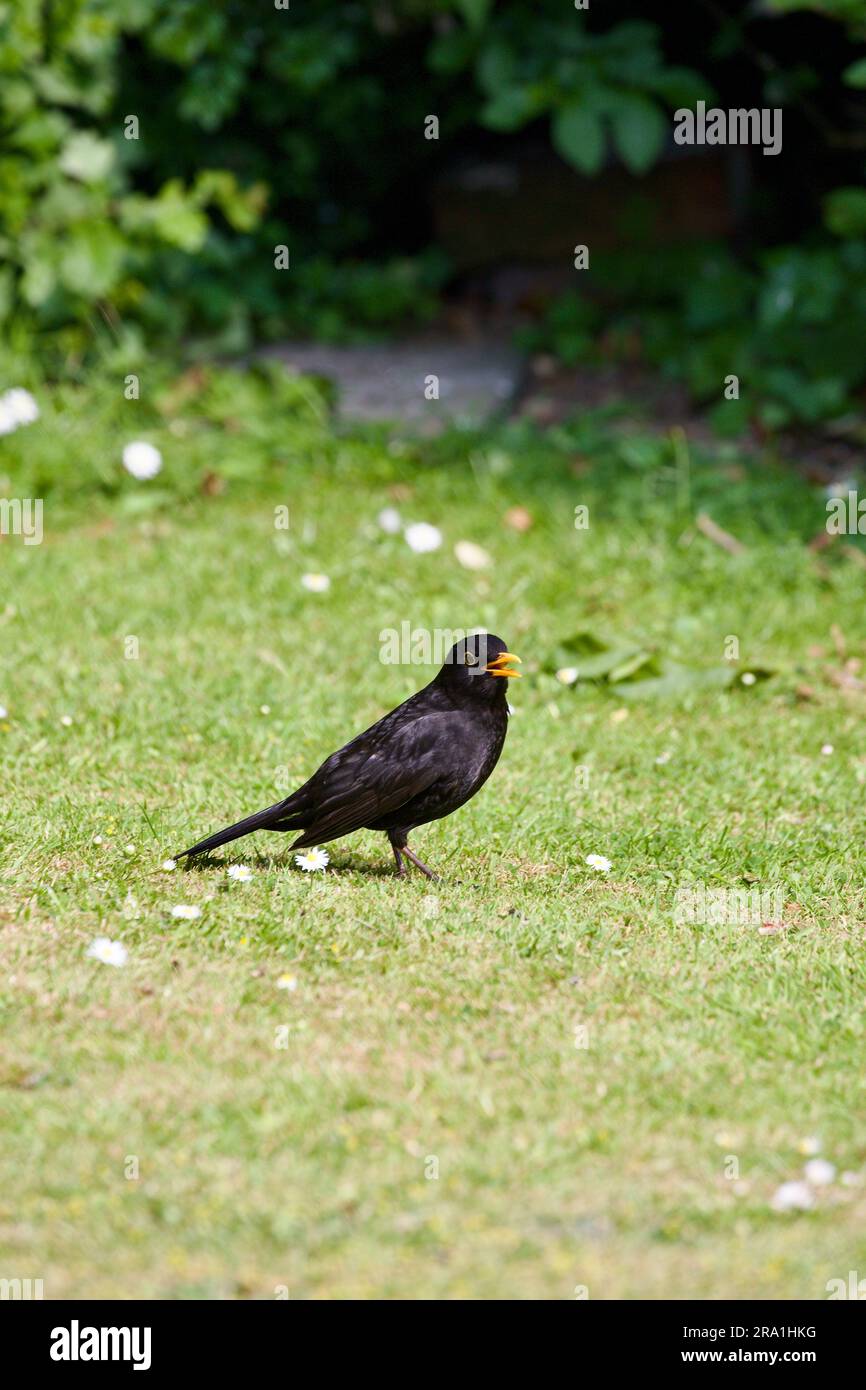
[[431, 8, 709, 174], [521, 236, 866, 430], [2, 0, 866, 431], [0, 0, 707, 358], [0, 350, 335, 504]]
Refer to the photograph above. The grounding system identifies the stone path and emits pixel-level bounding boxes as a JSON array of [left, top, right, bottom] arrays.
[[262, 340, 524, 429]]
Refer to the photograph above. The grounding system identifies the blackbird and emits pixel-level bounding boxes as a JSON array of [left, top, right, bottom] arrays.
[[178, 632, 521, 879]]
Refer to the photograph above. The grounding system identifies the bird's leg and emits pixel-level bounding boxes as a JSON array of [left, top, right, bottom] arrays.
[[391, 843, 407, 878], [402, 844, 438, 881]]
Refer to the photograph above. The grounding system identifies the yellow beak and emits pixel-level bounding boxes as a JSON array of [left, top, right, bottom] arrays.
[[485, 651, 522, 678]]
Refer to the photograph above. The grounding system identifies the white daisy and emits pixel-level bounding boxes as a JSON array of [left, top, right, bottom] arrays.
[[804, 1158, 836, 1186], [404, 522, 442, 553], [86, 936, 128, 967], [260, 705, 271, 715], [227, 865, 252, 882], [3, 388, 39, 426], [171, 904, 201, 920], [161, 859, 177, 872], [301, 572, 330, 593], [123, 843, 135, 855], [276, 973, 298, 991], [556, 667, 579, 686], [377, 507, 402, 534], [60, 714, 73, 727], [740, 672, 756, 686], [122, 440, 162, 480], [821, 743, 834, 756], [771, 1180, 815, 1212], [585, 854, 612, 874], [0, 704, 7, 719], [0, 387, 39, 434], [655, 750, 672, 765], [798, 1136, 821, 1156], [295, 847, 329, 872], [454, 540, 491, 571]]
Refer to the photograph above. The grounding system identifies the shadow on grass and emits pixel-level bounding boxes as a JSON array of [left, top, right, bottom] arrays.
[[180, 851, 409, 879]]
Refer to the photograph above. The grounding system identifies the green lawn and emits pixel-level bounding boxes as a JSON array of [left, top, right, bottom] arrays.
[[2, 386, 866, 1298]]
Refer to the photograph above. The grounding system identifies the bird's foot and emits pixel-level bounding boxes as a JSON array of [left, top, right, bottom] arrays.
[[402, 847, 439, 881]]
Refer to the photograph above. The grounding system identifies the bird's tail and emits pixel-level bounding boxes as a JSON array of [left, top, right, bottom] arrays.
[[178, 799, 305, 858]]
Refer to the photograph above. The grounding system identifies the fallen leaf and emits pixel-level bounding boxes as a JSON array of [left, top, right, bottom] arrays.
[[696, 512, 746, 555], [503, 506, 533, 533]]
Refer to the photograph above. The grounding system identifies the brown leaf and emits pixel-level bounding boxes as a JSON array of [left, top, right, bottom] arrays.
[[201, 471, 225, 497], [503, 506, 533, 533], [696, 512, 746, 555]]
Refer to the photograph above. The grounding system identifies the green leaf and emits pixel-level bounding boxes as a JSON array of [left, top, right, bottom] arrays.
[[551, 103, 605, 175], [610, 94, 666, 175], [824, 187, 866, 238], [843, 57, 866, 88], [455, 0, 492, 31], [58, 223, 125, 296], [58, 132, 115, 184], [476, 41, 515, 97], [480, 86, 539, 132], [611, 666, 735, 700]]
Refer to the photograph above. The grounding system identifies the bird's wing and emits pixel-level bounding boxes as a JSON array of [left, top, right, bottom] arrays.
[[290, 711, 452, 847]]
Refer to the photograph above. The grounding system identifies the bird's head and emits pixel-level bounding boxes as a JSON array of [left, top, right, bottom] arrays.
[[437, 633, 522, 701]]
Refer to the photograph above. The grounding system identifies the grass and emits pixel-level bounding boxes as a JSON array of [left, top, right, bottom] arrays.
[[2, 377, 866, 1299]]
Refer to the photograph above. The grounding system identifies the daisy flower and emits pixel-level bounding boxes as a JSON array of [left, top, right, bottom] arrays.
[[454, 540, 491, 571], [5, 388, 39, 426], [227, 865, 252, 882], [86, 937, 128, 967], [377, 507, 402, 534], [804, 1158, 836, 1186], [60, 715, 73, 727], [556, 667, 579, 686], [0, 387, 39, 434], [295, 847, 329, 872], [171, 904, 201, 920], [771, 1180, 815, 1212], [0, 704, 7, 719], [404, 522, 442, 553], [740, 672, 756, 686], [301, 572, 330, 593], [821, 743, 834, 756], [585, 854, 612, 874], [276, 973, 298, 991], [122, 441, 162, 480], [161, 859, 177, 872]]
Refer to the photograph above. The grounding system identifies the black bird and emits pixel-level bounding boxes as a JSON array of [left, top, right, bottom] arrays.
[[178, 633, 521, 879]]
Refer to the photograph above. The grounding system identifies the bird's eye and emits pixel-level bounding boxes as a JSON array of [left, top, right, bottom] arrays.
[[464, 652, 479, 666]]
